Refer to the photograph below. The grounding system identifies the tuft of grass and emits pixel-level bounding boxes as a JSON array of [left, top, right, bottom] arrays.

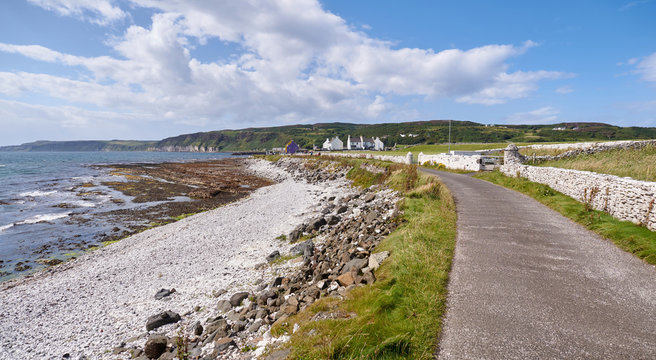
[[538, 144, 656, 182], [476, 170, 656, 265], [273, 173, 457, 359], [270, 254, 300, 266], [275, 234, 288, 241], [171, 212, 201, 221]]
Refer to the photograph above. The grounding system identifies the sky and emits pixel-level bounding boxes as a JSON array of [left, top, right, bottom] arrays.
[[0, 0, 655, 145]]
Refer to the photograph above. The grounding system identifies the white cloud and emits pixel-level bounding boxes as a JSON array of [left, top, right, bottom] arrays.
[[27, 0, 126, 24], [634, 52, 656, 82], [555, 85, 574, 94], [0, 0, 569, 143], [505, 106, 560, 124]]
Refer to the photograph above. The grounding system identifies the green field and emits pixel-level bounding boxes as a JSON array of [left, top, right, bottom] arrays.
[[538, 144, 656, 182]]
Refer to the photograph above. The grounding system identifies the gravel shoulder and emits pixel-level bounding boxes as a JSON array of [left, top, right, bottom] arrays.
[[0, 159, 352, 359]]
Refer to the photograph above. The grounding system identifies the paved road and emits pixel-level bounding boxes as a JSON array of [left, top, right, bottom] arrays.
[[421, 168, 656, 360]]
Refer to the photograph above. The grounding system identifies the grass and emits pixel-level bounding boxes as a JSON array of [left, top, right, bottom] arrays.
[[270, 167, 457, 359], [537, 144, 656, 182], [270, 254, 300, 266], [475, 170, 656, 265]]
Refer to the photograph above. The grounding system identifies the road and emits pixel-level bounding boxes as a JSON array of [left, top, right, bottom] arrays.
[[421, 168, 656, 359]]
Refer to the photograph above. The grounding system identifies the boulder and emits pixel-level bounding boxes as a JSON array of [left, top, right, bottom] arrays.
[[229, 292, 249, 307], [290, 239, 314, 256], [214, 337, 236, 352], [205, 319, 228, 337], [193, 321, 203, 336], [363, 193, 375, 202], [336, 205, 348, 214], [266, 250, 281, 262], [341, 257, 368, 275], [143, 335, 167, 359], [216, 300, 232, 312], [368, 251, 390, 271], [308, 217, 327, 231], [326, 215, 341, 225], [154, 288, 174, 300], [336, 272, 355, 287], [145, 311, 180, 331]]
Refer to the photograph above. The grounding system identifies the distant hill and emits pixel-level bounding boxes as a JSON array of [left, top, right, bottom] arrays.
[[3, 121, 656, 152], [0, 140, 157, 152]]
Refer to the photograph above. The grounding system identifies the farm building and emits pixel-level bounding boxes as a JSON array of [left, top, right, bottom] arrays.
[[322, 136, 343, 151]]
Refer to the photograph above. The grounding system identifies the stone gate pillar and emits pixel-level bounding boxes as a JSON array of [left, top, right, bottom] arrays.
[[406, 152, 413, 165], [504, 144, 524, 164]]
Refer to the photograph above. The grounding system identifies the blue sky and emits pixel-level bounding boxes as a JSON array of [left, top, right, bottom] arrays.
[[0, 0, 655, 145]]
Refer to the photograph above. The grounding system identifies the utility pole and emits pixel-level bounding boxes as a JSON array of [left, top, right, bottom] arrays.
[[448, 119, 451, 153]]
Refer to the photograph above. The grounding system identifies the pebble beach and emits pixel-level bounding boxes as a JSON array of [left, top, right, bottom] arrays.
[[0, 159, 354, 359]]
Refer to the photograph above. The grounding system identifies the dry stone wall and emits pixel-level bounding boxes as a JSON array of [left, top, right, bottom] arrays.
[[319, 152, 411, 164], [501, 162, 656, 231], [418, 152, 483, 171]]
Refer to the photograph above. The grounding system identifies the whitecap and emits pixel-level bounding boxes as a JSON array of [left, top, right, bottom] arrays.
[[17, 213, 70, 225], [0, 223, 14, 232], [19, 190, 57, 197], [73, 201, 96, 208]]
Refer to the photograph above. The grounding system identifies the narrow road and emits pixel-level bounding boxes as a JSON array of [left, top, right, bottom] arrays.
[[421, 168, 656, 359]]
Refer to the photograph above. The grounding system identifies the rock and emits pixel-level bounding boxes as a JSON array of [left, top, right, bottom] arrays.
[[214, 337, 236, 352], [248, 319, 263, 332], [154, 288, 174, 300], [326, 215, 341, 225], [143, 335, 167, 359], [365, 212, 377, 224], [257, 290, 277, 305], [341, 257, 368, 275], [308, 217, 327, 231], [336, 272, 355, 287], [281, 296, 299, 315], [193, 321, 203, 336], [363, 193, 375, 202], [216, 300, 232, 312], [368, 251, 390, 271], [212, 289, 227, 298], [336, 205, 348, 214], [229, 292, 249, 307], [266, 250, 281, 262], [145, 311, 180, 331], [232, 320, 246, 332], [290, 239, 314, 256], [205, 319, 228, 337]]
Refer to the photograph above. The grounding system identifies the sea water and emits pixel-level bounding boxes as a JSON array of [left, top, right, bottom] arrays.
[[0, 151, 236, 281]]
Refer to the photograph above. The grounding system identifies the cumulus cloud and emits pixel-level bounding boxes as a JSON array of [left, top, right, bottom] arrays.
[[505, 106, 560, 124], [1, 0, 569, 140]]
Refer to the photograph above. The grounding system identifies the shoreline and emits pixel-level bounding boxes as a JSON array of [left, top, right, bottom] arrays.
[[0, 157, 268, 283], [0, 158, 357, 359]]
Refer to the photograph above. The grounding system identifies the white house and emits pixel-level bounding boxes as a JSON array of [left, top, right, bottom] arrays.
[[347, 135, 384, 151], [322, 136, 343, 151], [373, 137, 385, 151]]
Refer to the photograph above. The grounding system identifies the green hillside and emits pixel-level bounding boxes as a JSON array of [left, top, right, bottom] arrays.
[[3, 121, 656, 152], [154, 121, 656, 151]]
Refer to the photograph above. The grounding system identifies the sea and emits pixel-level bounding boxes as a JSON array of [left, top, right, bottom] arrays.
[[0, 151, 237, 282]]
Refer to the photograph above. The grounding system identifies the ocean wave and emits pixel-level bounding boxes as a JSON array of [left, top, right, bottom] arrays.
[[73, 200, 96, 208], [0, 223, 14, 232], [17, 213, 70, 225], [19, 190, 57, 197]]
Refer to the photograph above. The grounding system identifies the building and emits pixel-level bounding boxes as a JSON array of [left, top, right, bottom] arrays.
[[347, 135, 384, 151], [322, 136, 343, 151], [285, 140, 300, 154]]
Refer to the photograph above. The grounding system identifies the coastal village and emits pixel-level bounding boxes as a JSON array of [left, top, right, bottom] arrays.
[[271, 135, 386, 155]]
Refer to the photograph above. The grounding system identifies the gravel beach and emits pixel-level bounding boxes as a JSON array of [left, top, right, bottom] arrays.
[[0, 159, 353, 359]]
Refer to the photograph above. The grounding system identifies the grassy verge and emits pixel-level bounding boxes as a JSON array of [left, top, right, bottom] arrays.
[[537, 144, 656, 182], [270, 164, 457, 359], [475, 170, 656, 265]]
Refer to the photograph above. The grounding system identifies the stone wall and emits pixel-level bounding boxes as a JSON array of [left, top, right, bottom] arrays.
[[417, 152, 483, 171], [319, 152, 411, 164], [501, 162, 656, 231]]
